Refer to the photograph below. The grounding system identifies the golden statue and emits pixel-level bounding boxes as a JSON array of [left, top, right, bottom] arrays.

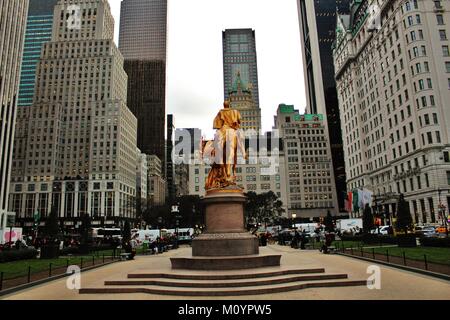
[[203, 101, 246, 192]]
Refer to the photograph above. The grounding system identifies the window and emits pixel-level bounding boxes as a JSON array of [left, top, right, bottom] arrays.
[[444, 151, 450, 163], [439, 30, 447, 40], [446, 62, 450, 73], [447, 171, 450, 185], [443, 46, 450, 56], [427, 132, 433, 144], [436, 131, 441, 143], [437, 14, 444, 25]]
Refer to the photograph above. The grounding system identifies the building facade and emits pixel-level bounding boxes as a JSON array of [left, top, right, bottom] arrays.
[[0, 0, 29, 224], [119, 0, 167, 168], [223, 28, 261, 131], [297, 0, 349, 212], [333, 0, 450, 224], [9, 0, 138, 230], [136, 149, 148, 218], [147, 155, 166, 206], [274, 104, 339, 218]]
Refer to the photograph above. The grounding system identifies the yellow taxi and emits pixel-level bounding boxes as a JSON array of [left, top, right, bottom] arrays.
[[435, 226, 448, 234]]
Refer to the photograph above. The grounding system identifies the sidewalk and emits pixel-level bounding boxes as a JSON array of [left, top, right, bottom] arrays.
[[2, 245, 450, 300]]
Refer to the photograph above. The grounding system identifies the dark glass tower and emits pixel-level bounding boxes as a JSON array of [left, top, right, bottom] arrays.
[[119, 0, 167, 168], [119, 0, 167, 61], [223, 29, 260, 112], [298, 0, 350, 212], [18, 0, 58, 108]]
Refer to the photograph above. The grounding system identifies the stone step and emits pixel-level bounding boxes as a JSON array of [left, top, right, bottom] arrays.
[[105, 273, 349, 288], [127, 268, 326, 280], [79, 279, 369, 296]]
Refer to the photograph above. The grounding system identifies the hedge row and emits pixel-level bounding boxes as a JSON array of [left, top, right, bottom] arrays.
[[0, 248, 38, 263], [59, 244, 116, 256], [340, 234, 417, 247], [419, 237, 450, 248]]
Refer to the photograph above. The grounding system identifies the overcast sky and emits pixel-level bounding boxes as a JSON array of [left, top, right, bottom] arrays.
[[109, 0, 306, 138]]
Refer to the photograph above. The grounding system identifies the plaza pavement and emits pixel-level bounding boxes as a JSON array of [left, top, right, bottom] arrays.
[[2, 245, 449, 300]]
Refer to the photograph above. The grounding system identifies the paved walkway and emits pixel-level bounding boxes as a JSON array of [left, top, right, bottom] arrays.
[[2, 245, 449, 300]]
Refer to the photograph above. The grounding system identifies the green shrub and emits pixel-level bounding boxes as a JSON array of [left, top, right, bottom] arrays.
[[420, 237, 450, 248], [0, 248, 38, 262]]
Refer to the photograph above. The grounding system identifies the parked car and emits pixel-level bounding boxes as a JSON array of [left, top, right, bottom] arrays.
[[415, 226, 437, 237], [370, 226, 390, 235]]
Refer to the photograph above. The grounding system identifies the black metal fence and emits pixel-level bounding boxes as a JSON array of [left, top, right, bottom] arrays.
[[0, 250, 123, 292], [339, 246, 450, 276]]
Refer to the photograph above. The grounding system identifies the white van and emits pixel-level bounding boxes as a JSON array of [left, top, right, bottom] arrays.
[[133, 229, 160, 245]]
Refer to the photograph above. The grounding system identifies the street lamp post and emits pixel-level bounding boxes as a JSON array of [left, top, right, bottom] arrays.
[[438, 189, 449, 236], [291, 213, 297, 229], [171, 205, 180, 249]]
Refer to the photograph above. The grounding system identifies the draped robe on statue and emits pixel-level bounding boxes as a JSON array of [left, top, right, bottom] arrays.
[[204, 107, 246, 190]]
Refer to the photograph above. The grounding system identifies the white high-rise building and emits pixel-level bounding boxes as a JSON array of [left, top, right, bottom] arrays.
[[333, 0, 450, 224], [0, 0, 29, 228], [274, 104, 339, 218], [9, 0, 138, 230]]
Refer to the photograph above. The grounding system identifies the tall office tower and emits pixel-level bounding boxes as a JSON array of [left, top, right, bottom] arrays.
[[119, 0, 167, 165], [118, 0, 167, 61], [123, 60, 166, 161], [18, 0, 59, 109], [0, 0, 29, 224], [9, 0, 138, 230], [223, 29, 261, 131], [274, 104, 339, 218], [12, 0, 58, 194], [228, 72, 261, 132], [297, 0, 350, 212], [333, 0, 450, 224]]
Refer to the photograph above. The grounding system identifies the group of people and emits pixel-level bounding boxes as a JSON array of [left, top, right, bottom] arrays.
[[290, 230, 310, 249], [122, 235, 178, 260]]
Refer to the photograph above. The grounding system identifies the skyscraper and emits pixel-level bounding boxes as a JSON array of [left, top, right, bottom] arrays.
[[223, 29, 261, 131], [118, 0, 167, 61], [0, 0, 29, 222], [119, 0, 167, 165], [10, 0, 138, 229], [297, 0, 350, 212]]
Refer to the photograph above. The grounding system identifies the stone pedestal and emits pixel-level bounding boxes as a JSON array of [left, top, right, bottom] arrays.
[[171, 189, 281, 270], [192, 191, 259, 257]]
